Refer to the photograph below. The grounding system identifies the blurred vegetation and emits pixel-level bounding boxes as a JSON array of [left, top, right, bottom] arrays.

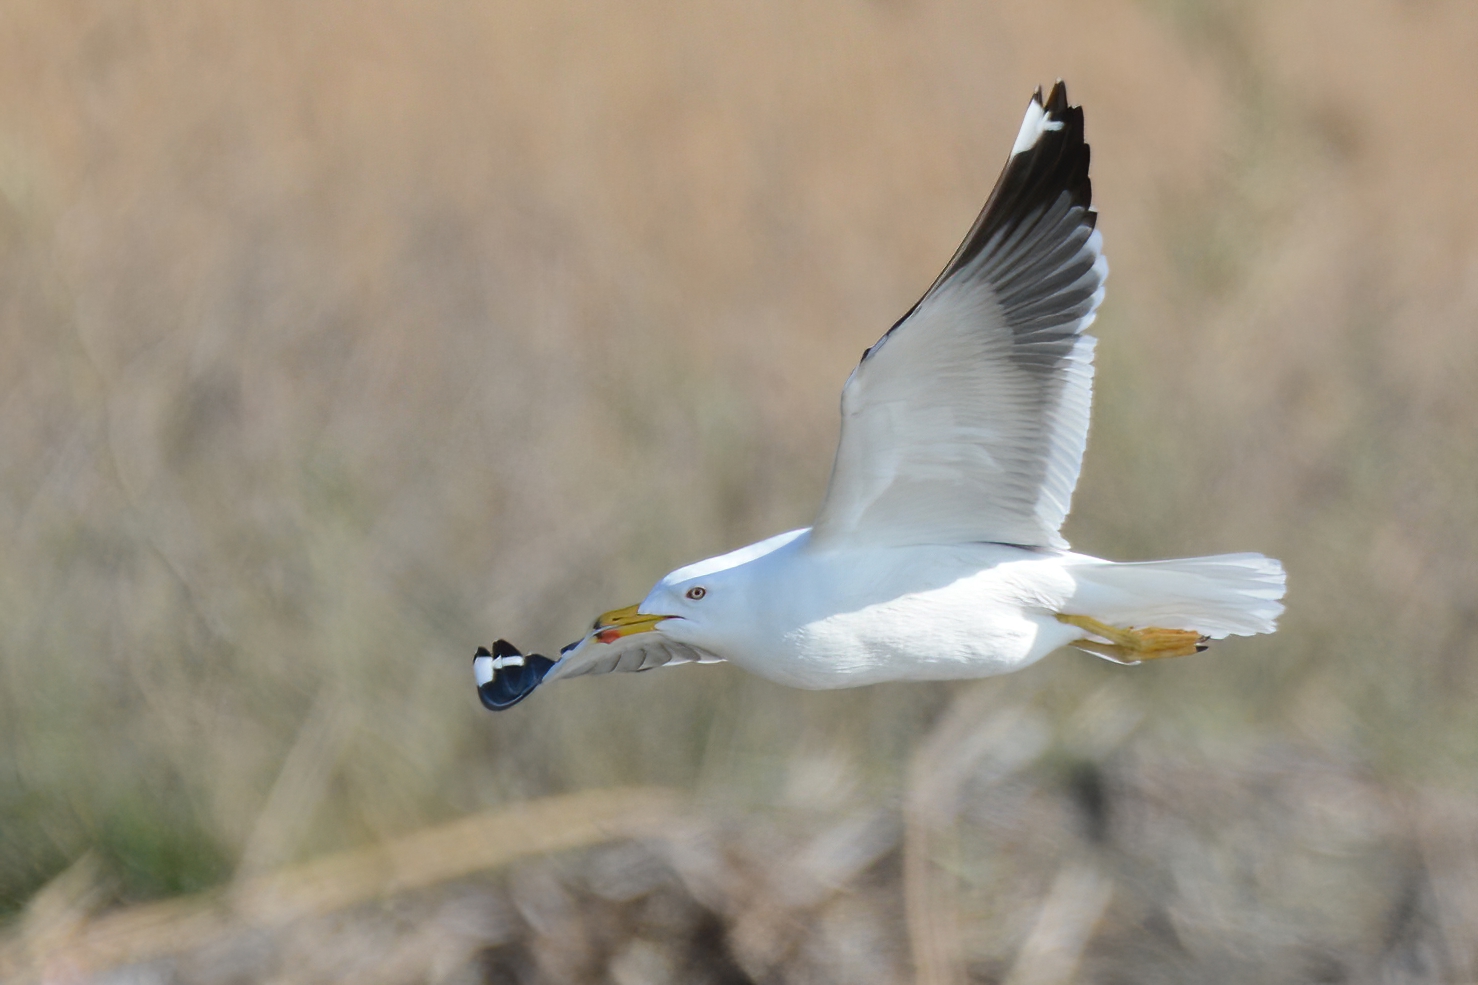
[[1, 0, 1477, 981]]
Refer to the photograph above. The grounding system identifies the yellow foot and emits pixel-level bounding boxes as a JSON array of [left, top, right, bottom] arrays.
[[1055, 613, 1209, 663]]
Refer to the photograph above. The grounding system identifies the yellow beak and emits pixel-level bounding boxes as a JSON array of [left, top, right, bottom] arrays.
[[592, 603, 671, 644]]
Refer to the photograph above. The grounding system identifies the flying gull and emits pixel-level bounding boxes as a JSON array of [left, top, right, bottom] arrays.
[[475, 81, 1286, 711]]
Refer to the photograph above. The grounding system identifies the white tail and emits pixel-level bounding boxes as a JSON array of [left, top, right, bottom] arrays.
[[1067, 553, 1286, 639]]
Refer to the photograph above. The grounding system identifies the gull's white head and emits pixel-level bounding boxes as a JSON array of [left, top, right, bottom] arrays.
[[586, 528, 808, 660]]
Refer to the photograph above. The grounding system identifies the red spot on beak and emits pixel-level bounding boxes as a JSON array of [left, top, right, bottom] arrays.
[[596, 628, 623, 644]]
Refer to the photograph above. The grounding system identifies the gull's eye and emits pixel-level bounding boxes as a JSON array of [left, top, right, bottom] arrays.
[[686, 586, 706, 601]]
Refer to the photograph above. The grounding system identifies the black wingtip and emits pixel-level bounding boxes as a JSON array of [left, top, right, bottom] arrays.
[[952, 81, 1089, 273], [878, 81, 1093, 341], [1045, 79, 1069, 114], [474, 640, 556, 711]]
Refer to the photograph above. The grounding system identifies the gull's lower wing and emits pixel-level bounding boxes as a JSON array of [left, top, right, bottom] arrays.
[[474, 640, 556, 711], [473, 634, 722, 712], [810, 81, 1105, 552], [544, 631, 722, 682]]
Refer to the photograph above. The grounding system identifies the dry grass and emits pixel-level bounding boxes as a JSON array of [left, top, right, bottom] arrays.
[[1, 0, 1477, 981]]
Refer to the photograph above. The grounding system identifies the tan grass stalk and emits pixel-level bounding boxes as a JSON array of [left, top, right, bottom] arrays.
[[905, 688, 1041, 985], [1001, 863, 1113, 985], [0, 786, 686, 982]]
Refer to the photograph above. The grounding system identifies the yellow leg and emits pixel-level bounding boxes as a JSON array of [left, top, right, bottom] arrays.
[[1055, 613, 1209, 662], [1066, 637, 1139, 665]]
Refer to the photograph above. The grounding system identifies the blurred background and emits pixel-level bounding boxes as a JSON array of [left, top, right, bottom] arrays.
[[2, 0, 1477, 982]]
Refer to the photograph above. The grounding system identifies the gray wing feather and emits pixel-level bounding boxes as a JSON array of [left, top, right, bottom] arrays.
[[544, 633, 723, 683]]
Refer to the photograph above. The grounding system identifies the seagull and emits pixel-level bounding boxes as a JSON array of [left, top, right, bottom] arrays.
[[475, 81, 1285, 711]]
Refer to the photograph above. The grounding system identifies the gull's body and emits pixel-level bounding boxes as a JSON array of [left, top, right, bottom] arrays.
[[475, 82, 1286, 711], [626, 532, 1280, 692], [645, 531, 1069, 689]]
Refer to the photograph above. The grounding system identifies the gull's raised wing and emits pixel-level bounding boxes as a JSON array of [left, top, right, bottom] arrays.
[[810, 81, 1105, 552]]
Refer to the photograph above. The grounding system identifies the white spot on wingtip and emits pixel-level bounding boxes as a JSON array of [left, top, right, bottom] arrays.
[[474, 652, 527, 686], [1011, 98, 1064, 156]]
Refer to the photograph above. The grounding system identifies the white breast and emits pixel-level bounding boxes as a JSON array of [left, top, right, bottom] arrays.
[[727, 542, 1083, 689]]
